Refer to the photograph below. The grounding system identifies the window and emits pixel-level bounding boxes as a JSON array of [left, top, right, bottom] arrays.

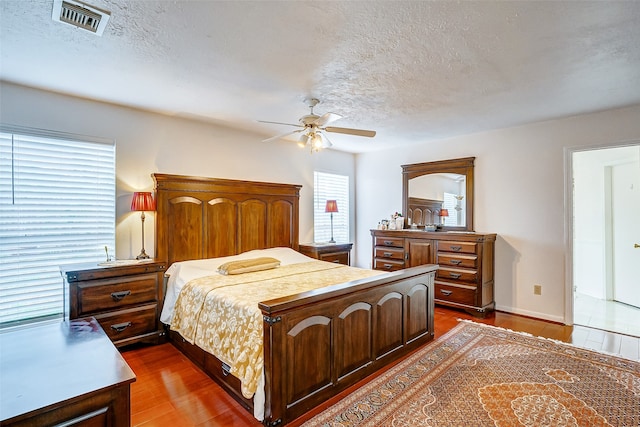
[[0, 126, 115, 327], [313, 171, 349, 243], [442, 192, 465, 227]]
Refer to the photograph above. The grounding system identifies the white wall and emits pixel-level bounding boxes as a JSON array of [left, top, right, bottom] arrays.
[[355, 104, 640, 323], [0, 82, 356, 260]]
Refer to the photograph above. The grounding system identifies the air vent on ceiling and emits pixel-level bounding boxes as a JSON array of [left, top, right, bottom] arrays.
[[52, 0, 111, 36]]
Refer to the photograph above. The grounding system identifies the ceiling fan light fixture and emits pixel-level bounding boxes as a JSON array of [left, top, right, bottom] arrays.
[[310, 132, 324, 152], [297, 133, 310, 148]]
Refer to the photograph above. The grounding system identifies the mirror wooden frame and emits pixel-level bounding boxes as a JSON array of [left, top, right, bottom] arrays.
[[402, 157, 475, 232]]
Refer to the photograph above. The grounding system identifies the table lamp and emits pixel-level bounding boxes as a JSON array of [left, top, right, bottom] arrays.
[[131, 192, 155, 259]]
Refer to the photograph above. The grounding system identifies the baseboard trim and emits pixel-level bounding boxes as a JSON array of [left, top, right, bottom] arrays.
[[494, 305, 565, 324]]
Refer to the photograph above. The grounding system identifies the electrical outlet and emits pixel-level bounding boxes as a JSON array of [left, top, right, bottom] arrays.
[[534, 284, 542, 295]]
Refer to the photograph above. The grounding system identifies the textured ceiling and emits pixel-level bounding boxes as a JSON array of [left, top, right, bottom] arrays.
[[1, 1, 640, 153]]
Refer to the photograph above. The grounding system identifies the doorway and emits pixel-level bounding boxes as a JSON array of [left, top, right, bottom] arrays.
[[569, 143, 640, 337]]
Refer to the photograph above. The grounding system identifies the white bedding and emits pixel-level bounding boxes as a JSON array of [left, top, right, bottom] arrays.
[[160, 247, 315, 325]]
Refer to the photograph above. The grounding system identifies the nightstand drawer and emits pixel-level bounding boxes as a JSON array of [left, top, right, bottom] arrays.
[[320, 252, 349, 265], [76, 273, 158, 315], [94, 304, 157, 342]]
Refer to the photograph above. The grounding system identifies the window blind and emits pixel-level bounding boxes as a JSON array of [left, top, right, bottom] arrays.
[[443, 192, 460, 226], [0, 128, 115, 327], [313, 171, 349, 243]]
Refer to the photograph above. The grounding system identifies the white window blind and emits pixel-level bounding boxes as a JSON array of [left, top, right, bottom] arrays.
[[0, 128, 115, 327], [313, 171, 349, 243]]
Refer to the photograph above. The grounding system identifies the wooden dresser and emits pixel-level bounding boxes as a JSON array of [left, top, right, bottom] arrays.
[[61, 260, 167, 348], [371, 229, 496, 316], [299, 242, 353, 265], [0, 317, 136, 426]]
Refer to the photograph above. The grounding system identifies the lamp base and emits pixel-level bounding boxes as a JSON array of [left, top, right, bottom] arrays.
[[136, 249, 150, 260], [328, 239, 336, 244]]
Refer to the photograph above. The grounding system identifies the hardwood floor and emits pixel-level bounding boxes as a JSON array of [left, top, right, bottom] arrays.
[[122, 306, 640, 426]]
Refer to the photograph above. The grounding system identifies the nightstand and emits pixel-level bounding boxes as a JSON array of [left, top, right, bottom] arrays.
[[299, 242, 353, 266], [61, 260, 167, 348], [0, 317, 136, 426]]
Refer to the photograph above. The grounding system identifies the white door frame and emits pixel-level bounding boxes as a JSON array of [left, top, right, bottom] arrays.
[[564, 140, 640, 325]]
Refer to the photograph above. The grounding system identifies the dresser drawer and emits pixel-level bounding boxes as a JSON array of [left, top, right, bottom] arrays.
[[434, 282, 476, 306], [438, 241, 477, 254], [374, 236, 404, 248], [374, 258, 405, 271], [437, 253, 477, 268], [436, 267, 478, 283], [320, 252, 349, 265], [374, 247, 405, 260], [94, 304, 157, 342], [76, 273, 158, 315]]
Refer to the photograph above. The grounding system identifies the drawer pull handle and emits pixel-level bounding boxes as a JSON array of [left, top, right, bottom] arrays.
[[383, 240, 394, 246], [449, 273, 462, 279], [449, 259, 462, 265], [332, 260, 340, 263], [383, 252, 393, 257], [110, 322, 132, 333], [450, 246, 462, 252], [222, 362, 231, 377], [111, 290, 131, 301], [440, 290, 453, 296], [383, 264, 393, 270]]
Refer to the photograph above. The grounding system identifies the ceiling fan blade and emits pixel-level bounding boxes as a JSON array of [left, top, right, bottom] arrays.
[[312, 112, 342, 127], [258, 120, 304, 128], [262, 129, 303, 143], [324, 126, 376, 138]]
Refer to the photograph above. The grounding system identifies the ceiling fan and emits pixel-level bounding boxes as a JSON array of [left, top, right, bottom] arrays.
[[258, 98, 376, 152]]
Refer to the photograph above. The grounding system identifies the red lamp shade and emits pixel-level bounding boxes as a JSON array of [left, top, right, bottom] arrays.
[[325, 200, 338, 213], [131, 192, 155, 212], [439, 208, 449, 217]]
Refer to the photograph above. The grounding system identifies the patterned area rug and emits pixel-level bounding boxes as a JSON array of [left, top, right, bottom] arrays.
[[303, 320, 640, 426]]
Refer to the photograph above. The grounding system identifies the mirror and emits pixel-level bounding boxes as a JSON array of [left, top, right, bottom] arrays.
[[402, 157, 474, 231]]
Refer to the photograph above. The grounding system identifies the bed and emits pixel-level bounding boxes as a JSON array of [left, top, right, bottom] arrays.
[[153, 173, 437, 426]]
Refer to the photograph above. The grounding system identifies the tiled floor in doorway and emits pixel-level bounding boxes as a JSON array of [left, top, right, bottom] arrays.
[[574, 292, 640, 337]]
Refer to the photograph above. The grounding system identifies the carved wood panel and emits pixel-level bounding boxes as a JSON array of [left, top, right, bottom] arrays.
[[238, 199, 267, 253], [286, 315, 332, 404], [168, 196, 203, 263], [206, 198, 237, 258], [406, 282, 430, 343], [268, 199, 295, 249], [374, 292, 403, 359], [335, 302, 373, 381]]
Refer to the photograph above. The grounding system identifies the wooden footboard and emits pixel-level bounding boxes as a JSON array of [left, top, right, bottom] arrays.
[[166, 264, 436, 425], [259, 264, 436, 426]]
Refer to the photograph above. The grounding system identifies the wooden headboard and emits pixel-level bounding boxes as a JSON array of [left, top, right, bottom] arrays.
[[153, 174, 301, 266]]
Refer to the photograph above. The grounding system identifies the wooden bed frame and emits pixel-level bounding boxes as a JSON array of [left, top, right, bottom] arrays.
[[153, 173, 437, 426]]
